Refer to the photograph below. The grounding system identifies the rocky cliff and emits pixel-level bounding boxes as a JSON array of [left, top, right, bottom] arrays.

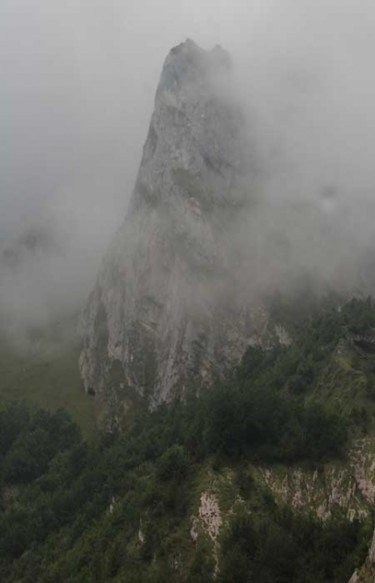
[[79, 40, 263, 420]]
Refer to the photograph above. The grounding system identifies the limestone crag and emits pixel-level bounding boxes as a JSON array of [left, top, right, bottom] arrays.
[[79, 40, 260, 419], [258, 438, 375, 521]]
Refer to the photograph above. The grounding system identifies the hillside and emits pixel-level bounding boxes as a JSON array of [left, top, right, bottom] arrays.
[[0, 299, 375, 581], [0, 323, 98, 441]]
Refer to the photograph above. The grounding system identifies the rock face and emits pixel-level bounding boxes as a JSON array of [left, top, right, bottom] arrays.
[[258, 438, 375, 521], [79, 40, 260, 420]]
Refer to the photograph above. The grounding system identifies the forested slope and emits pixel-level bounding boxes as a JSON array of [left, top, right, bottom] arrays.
[[0, 299, 375, 581]]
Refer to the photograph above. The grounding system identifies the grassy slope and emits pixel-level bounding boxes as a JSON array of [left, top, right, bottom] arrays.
[[0, 336, 98, 440]]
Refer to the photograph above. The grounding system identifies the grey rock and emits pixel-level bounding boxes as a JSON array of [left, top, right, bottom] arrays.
[[79, 40, 262, 421]]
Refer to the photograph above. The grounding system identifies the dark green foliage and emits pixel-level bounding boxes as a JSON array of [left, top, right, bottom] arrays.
[[263, 297, 375, 390], [0, 408, 80, 484], [157, 445, 188, 481], [195, 382, 347, 462], [219, 508, 370, 583], [0, 396, 366, 582], [0, 299, 374, 579]]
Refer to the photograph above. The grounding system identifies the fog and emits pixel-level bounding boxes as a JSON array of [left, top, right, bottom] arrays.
[[1, 0, 375, 333]]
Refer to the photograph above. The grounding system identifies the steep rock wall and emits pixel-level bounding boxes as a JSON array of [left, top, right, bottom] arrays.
[[79, 40, 262, 419]]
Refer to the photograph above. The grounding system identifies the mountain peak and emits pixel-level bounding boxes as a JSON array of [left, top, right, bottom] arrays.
[[79, 42, 255, 425], [167, 38, 231, 65], [157, 39, 233, 103]]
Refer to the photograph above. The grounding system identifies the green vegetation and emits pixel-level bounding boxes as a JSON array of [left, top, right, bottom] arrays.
[[0, 397, 370, 582], [219, 507, 370, 583], [0, 331, 98, 440], [262, 296, 375, 427], [0, 298, 375, 580]]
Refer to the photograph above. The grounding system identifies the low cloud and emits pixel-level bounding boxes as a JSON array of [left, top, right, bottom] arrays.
[[1, 0, 375, 337]]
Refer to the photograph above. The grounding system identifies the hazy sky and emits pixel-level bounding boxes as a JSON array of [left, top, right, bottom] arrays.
[[1, 0, 375, 329]]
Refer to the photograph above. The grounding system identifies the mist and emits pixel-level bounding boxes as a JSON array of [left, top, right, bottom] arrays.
[[2, 0, 375, 335]]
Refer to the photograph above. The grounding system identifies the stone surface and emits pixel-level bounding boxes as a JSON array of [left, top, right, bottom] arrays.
[[79, 40, 261, 420], [258, 438, 375, 521], [191, 491, 222, 574]]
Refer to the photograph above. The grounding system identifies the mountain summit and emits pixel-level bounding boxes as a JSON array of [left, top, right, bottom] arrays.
[[79, 40, 259, 422]]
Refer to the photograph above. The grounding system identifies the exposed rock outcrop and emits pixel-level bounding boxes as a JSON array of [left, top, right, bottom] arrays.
[[79, 40, 261, 420], [191, 491, 222, 575], [258, 438, 375, 521]]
